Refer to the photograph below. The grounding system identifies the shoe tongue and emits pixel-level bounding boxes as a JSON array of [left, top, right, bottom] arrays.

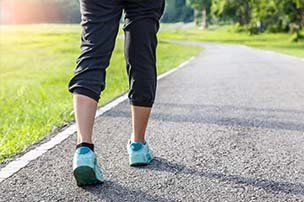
[[77, 147, 91, 154], [130, 142, 143, 151]]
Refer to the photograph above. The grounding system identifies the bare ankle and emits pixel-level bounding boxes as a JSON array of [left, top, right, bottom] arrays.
[[131, 135, 145, 144]]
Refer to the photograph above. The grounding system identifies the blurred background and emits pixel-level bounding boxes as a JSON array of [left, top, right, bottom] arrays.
[[0, 0, 303, 164], [1, 0, 303, 37]]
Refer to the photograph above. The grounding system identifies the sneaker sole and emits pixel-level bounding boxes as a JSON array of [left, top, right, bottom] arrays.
[[73, 166, 103, 187], [129, 154, 153, 167]]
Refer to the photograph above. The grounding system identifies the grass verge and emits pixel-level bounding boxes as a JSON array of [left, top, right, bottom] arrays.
[[159, 26, 304, 58]]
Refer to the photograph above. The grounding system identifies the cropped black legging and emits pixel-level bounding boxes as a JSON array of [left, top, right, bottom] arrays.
[[68, 0, 165, 107]]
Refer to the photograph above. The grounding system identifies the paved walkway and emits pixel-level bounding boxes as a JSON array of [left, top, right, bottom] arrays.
[[1, 43, 304, 201]]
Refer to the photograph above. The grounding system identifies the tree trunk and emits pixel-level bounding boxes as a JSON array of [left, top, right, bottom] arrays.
[[245, 1, 251, 25], [194, 9, 199, 26], [301, 10, 304, 28], [239, 2, 250, 26], [201, 4, 207, 29]]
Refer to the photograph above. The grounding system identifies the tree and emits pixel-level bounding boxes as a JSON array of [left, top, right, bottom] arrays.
[[187, 0, 212, 29], [292, 0, 304, 27], [211, 0, 304, 36], [211, 0, 251, 25], [251, 0, 304, 32]]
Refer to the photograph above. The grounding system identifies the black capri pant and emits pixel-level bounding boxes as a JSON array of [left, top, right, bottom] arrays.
[[68, 0, 165, 107]]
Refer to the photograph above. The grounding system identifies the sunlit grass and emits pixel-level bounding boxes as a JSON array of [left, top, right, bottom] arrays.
[[0, 24, 202, 163], [159, 26, 304, 58]]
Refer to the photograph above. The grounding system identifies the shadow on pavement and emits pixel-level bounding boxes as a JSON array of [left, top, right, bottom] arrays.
[[143, 157, 304, 196], [81, 179, 175, 202], [104, 102, 304, 132]]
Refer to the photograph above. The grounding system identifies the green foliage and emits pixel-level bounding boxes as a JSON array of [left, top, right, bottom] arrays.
[[290, 23, 304, 41], [187, 0, 212, 10], [233, 22, 247, 33], [290, 32, 304, 42], [211, 0, 304, 35], [212, 0, 251, 25], [187, 0, 212, 27]]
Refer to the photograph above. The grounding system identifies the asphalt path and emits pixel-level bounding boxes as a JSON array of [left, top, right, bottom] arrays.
[[0, 42, 304, 201]]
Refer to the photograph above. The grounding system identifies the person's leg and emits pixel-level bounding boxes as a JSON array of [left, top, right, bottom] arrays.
[[74, 94, 97, 145], [68, 0, 123, 148], [124, 0, 165, 144], [131, 106, 151, 143], [68, 0, 123, 186]]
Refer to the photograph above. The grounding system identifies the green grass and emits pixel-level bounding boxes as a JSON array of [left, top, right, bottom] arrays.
[[0, 24, 202, 163], [159, 26, 304, 58]]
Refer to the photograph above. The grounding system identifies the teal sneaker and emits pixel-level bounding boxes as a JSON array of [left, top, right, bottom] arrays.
[[127, 140, 153, 166], [73, 147, 104, 186]]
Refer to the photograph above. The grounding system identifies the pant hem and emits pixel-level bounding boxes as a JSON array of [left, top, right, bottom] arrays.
[[130, 100, 153, 108], [72, 87, 100, 102]]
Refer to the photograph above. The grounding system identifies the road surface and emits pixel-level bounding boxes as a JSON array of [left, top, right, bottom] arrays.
[[0, 42, 304, 201]]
